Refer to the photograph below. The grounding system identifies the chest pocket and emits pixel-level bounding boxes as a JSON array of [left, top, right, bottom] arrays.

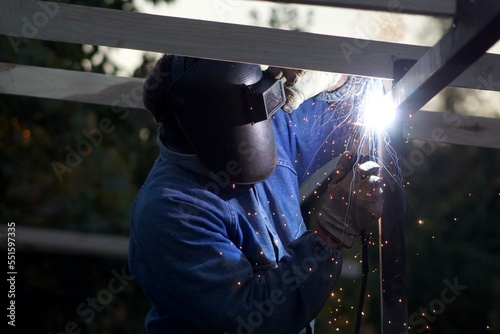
[[237, 218, 279, 275], [226, 183, 296, 276]]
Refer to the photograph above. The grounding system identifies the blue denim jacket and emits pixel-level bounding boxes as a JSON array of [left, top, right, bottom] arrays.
[[129, 77, 382, 333]]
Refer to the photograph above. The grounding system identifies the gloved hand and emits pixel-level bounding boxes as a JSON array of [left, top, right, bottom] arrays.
[[266, 67, 346, 113], [317, 152, 383, 249]]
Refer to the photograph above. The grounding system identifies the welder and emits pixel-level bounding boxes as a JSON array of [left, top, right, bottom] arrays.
[[128, 55, 384, 334]]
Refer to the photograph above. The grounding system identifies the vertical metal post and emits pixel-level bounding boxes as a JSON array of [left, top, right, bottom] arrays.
[[378, 61, 416, 334], [379, 122, 407, 333], [379, 61, 408, 331], [378, 1, 499, 331]]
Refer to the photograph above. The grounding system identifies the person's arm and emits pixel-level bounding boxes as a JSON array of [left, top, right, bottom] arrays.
[[130, 195, 343, 334], [271, 74, 384, 184]]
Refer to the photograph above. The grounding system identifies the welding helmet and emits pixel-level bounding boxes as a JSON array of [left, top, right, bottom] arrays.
[[162, 56, 286, 184]]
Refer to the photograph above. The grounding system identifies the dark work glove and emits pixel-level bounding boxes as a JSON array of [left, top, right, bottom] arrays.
[[317, 152, 384, 249]]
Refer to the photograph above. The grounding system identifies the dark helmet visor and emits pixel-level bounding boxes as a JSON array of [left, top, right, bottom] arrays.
[[164, 58, 285, 184]]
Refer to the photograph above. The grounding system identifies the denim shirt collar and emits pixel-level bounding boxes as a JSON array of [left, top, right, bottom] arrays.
[[157, 134, 209, 177], [316, 76, 364, 102]]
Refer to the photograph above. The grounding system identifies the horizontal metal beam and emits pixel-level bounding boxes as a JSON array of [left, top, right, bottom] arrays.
[[0, 224, 129, 258], [404, 110, 500, 150], [0, 62, 145, 109], [391, 0, 500, 118], [0, 2, 498, 92], [2, 62, 500, 150], [251, 0, 456, 17]]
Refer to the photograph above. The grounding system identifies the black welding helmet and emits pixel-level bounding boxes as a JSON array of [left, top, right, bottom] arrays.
[[164, 56, 286, 184]]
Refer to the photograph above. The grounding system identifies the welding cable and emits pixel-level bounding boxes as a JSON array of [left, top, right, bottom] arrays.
[[354, 229, 369, 334]]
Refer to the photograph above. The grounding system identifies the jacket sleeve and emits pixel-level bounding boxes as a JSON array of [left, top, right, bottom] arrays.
[[129, 193, 343, 334], [272, 77, 384, 185]]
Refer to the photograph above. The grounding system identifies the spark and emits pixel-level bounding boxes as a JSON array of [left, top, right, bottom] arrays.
[[22, 129, 31, 138]]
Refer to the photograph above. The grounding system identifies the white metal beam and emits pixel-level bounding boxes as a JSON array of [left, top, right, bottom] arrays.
[[0, 2, 499, 92], [0, 62, 145, 109], [0, 224, 129, 258], [2, 62, 499, 150], [404, 110, 500, 149]]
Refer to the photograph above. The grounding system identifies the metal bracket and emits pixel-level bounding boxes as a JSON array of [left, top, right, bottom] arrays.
[[390, 0, 500, 119], [393, 59, 418, 85]]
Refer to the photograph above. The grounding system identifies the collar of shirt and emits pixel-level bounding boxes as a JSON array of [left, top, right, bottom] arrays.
[[157, 134, 210, 178]]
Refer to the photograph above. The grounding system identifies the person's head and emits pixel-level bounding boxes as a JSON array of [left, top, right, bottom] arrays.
[[143, 55, 286, 184]]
